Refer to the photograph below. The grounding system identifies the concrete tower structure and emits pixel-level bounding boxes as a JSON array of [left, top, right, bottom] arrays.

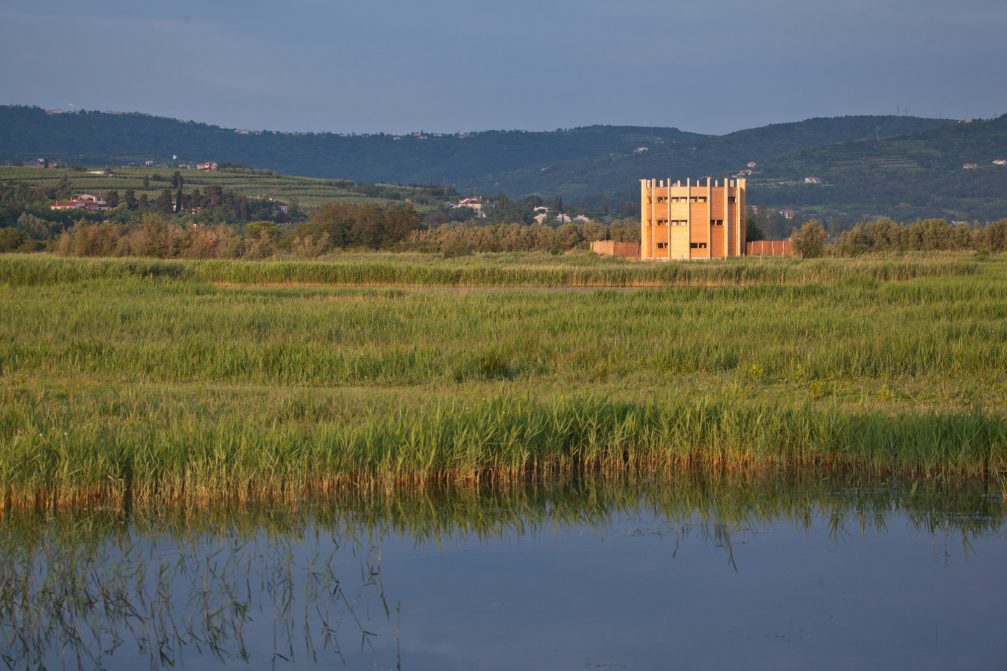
[[640, 178, 747, 260]]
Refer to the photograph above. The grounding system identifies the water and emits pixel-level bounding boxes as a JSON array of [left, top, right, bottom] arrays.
[[2, 477, 1005, 670]]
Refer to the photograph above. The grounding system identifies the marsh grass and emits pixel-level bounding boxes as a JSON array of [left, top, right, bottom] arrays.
[[2, 390, 1004, 510], [0, 252, 1005, 510], [0, 252, 980, 288]]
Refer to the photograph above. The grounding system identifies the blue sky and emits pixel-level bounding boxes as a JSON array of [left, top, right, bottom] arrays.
[[1, 0, 1005, 134]]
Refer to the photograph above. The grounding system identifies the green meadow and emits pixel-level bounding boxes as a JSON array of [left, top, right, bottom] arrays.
[[1, 252, 1005, 509]]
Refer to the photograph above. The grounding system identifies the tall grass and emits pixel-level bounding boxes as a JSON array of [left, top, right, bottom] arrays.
[[3, 263, 1006, 387], [1, 390, 1004, 510], [0, 252, 1005, 509], [0, 252, 980, 288]]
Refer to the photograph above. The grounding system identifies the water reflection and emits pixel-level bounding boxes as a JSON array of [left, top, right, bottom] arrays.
[[0, 525, 390, 668], [0, 474, 1003, 669]]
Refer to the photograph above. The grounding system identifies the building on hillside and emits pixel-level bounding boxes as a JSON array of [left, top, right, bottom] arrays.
[[640, 177, 747, 260], [197, 161, 218, 171], [993, 159, 1006, 166], [452, 197, 487, 218], [49, 194, 109, 211]]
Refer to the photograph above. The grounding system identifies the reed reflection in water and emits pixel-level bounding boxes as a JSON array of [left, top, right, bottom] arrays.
[[0, 523, 394, 669], [0, 474, 1004, 670]]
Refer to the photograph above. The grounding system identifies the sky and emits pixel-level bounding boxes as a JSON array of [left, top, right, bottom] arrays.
[[1, 0, 1005, 135]]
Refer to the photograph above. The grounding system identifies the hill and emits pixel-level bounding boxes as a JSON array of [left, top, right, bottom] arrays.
[[0, 106, 705, 191], [750, 115, 1007, 222], [464, 116, 952, 203], [0, 106, 952, 201], [7, 105, 1007, 222]]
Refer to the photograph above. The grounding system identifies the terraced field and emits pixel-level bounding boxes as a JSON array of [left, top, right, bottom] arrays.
[[0, 165, 443, 209]]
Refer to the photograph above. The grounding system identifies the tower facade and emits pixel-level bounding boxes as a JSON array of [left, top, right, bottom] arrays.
[[640, 178, 747, 260]]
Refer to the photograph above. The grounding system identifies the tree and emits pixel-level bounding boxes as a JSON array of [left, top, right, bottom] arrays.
[[16, 212, 60, 239], [291, 201, 422, 250], [0, 227, 25, 252], [155, 189, 174, 214], [791, 220, 826, 258], [105, 190, 120, 208], [244, 221, 281, 258], [143, 175, 150, 190], [123, 188, 138, 210], [55, 176, 72, 199], [246, 220, 281, 242]]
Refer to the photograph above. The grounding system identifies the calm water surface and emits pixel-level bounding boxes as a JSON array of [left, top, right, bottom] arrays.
[[2, 478, 1005, 670]]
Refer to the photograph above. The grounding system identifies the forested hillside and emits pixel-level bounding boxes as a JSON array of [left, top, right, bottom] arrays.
[[0, 106, 702, 190], [752, 115, 1007, 222], [5, 105, 1007, 221]]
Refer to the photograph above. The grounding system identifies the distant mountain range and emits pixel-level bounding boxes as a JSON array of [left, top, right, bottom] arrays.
[[2, 105, 1005, 221]]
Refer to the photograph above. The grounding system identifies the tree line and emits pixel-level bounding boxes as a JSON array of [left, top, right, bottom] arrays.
[[41, 206, 639, 259], [406, 220, 638, 257], [8, 191, 1007, 259], [47, 202, 426, 258], [790, 217, 1007, 257]]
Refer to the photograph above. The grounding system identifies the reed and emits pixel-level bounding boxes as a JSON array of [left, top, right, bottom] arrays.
[[1, 391, 1004, 510], [1, 252, 1005, 509], [0, 252, 979, 288]]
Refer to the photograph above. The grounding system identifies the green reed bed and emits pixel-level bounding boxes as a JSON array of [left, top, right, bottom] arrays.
[[192, 254, 976, 287], [0, 252, 1005, 509], [1, 389, 1004, 509], [4, 272, 1007, 390], [0, 252, 979, 289]]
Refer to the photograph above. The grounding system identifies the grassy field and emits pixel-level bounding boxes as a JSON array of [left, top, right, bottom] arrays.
[[1, 251, 1006, 509], [0, 165, 440, 209]]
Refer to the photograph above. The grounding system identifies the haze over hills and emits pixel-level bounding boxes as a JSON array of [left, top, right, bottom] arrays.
[[2, 105, 1006, 221]]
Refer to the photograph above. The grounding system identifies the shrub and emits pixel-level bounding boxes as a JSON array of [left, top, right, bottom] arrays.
[[791, 220, 826, 258]]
